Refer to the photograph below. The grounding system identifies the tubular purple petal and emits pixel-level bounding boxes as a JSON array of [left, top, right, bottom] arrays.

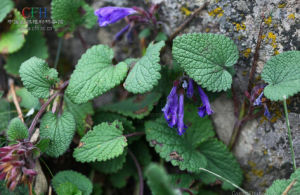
[[177, 93, 186, 135], [114, 24, 130, 41], [197, 86, 213, 117], [94, 7, 137, 27], [264, 104, 271, 119], [186, 79, 194, 98], [254, 92, 263, 106]]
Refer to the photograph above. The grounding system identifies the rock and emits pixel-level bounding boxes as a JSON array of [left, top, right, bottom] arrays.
[[211, 94, 300, 191]]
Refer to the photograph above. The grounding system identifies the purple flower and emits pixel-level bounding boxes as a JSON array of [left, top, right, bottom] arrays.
[[253, 92, 263, 106], [177, 93, 186, 135], [186, 79, 194, 98], [0, 141, 37, 191], [197, 86, 213, 117], [253, 92, 272, 119], [162, 84, 178, 127], [94, 7, 137, 27], [264, 105, 271, 119]]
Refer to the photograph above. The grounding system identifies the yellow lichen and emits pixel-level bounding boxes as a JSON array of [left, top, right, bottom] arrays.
[[248, 161, 256, 168], [208, 7, 224, 18], [180, 6, 192, 16], [263, 149, 268, 155], [234, 22, 246, 31], [278, 3, 287, 8], [288, 13, 295, 20], [274, 50, 279, 55], [262, 34, 266, 40], [243, 48, 251, 58], [252, 169, 264, 178], [264, 16, 272, 26], [205, 28, 210, 32]]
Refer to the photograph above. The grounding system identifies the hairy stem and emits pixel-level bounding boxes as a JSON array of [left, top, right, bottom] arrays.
[[247, 15, 264, 93], [77, 29, 88, 50], [283, 98, 296, 171], [128, 149, 144, 195], [28, 81, 69, 137], [54, 38, 63, 69], [229, 101, 245, 150], [199, 168, 250, 195]]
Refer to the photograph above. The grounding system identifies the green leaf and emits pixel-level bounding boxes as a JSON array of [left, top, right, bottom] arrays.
[[64, 95, 94, 136], [35, 138, 50, 153], [172, 33, 238, 92], [155, 32, 168, 42], [7, 118, 28, 141], [124, 41, 165, 93], [73, 121, 128, 162], [266, 168, 300, 195], [0, 99, 13, 132], [139, 28, 151, 39], [145, 164, 178, 195], [0, 0, 14, 23], [197, 138, 243, 190], [52, 170, 93, 195], [4, 30, 48, 76], [92, 149, 127, 174], [101, 92, 161, 119], [109, 158, 135, 188], [57, 182, 82, 195], [51, 0, 96, 37], [19, 57, 59, 99], [40, 111, 76, 157], [0, 9, 28, 54], [16, 88, 40, 110], [145, 104, 215, 172], [0, 180, 29, 195], [262, 51, 300, 101], [66, 45, 128, 104]]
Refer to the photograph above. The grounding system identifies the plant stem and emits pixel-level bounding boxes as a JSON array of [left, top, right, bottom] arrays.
[[125, 132, 145, 138], [9, 79, 24, 122], [283, 98, 296, 171], [28, 81, 69, 137], [128, 149, 144, 195], [77, 29, 88, 50], [168, 3, 207, 43], [199, 168, 250, 195], [54, 38, 63, 69]]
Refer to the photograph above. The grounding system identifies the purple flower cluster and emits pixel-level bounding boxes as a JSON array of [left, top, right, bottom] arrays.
[[162, 79, 213, 135], [94, 5, 159, 43], [245, 85, 271, 119], [0, 141, 37, 190]]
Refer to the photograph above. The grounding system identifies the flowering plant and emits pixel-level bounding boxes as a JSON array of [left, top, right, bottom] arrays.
[[0, 0, 300, 194]]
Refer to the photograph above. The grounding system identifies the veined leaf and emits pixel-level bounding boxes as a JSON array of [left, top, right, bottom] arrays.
[[145, 105, 214, 173], [51, 0, 97, 37], [0, 9, 28, 54], [124, 41, 165, 93], [145, 164, 178, 195], [57, 182, 82, 195], [262, 51, 300, 101], [172, 33, 238, 92], [66, 45, 128, 104], [266, 168, 300, 194], [19, 57, 59, 99], [7, 118, 28, 141], [52, 170, 93, 195], [4, 30, 48, 76], [73, 121, 127, 162], [16, 88, 40, 110], [0, 0, 14, 23], [101, 92, 161, 119], [64, 95, 94, 136], [92, 149, 127, 174], [40, 111, 76, 157]]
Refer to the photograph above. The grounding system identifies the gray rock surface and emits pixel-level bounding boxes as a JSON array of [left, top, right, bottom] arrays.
[[211, 94, 300, 191]]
